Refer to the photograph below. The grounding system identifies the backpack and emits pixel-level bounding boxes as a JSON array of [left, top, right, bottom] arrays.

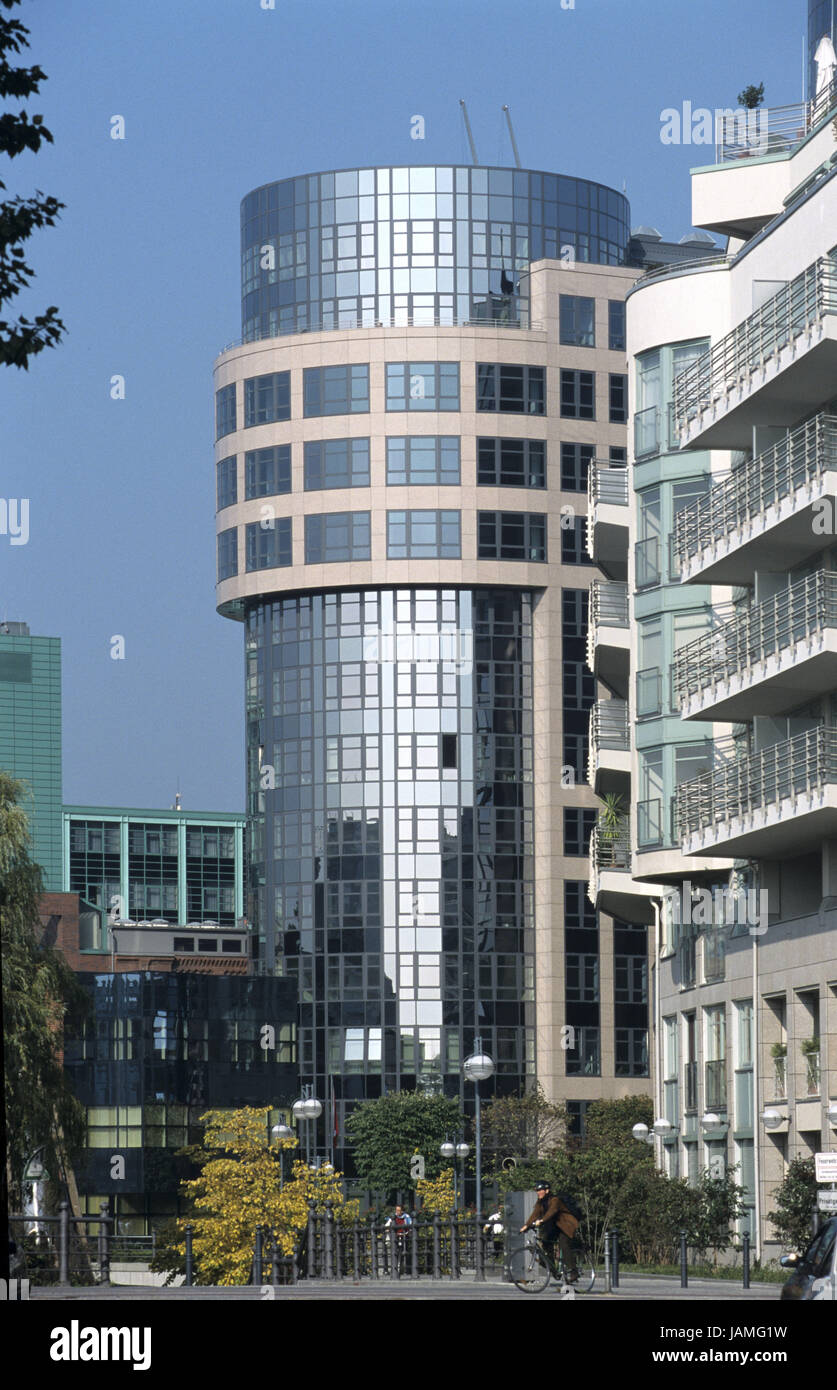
[[558, 1193, 583, 1223]]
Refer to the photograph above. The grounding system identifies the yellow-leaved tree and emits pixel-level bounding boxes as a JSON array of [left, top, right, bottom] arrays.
[[173, 1107, 358, 1285], [415, 1167, 456, 1216]]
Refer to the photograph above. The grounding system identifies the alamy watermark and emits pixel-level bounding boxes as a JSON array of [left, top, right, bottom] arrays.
[[664, 880, 768, 936], [362, 627, 474, 673], [0, 497, 29, 545], [660, 102, 768, 153]]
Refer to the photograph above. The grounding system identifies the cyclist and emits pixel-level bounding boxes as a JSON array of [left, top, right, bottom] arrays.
[[384, 1205, 412, 1275], [519, 1180, 580, 1283]]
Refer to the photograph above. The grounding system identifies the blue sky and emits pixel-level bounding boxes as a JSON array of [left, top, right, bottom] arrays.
[[0, 0, 813, 813]]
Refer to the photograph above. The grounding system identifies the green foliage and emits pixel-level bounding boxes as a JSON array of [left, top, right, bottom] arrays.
[[767, 1157, 818, 1252], [616, 1165, 699, 1265], [415, 1168, 455, 1215], [737, 83, 765, 109], [0, 0, 66, 367], [597, 793, 626, 842], [687, 1167, 746, 1263], [345, 1091, 463, 1199], [585, 1095, 653, 1149], [1, 772, 87, 1194], [480, 1085, 568, 1164]]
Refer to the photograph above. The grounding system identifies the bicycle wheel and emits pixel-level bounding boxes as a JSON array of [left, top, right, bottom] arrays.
[[508, 1244, 551, 1293], [564, 1245, 596, 1293]]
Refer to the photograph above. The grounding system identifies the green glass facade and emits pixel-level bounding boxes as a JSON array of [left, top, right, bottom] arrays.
[[63, 806, 247, 932], [0, 625, 63, 889]]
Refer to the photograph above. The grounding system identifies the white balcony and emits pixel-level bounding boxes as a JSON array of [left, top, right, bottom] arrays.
[[674, 571, 837, 722], [673, 258, 837, 450], [588, 820, 655, 923], [675, 414, 837, 585], [587, 699, 630, 797], [586, 463, 628, 579], [586, 580, 629, 699], [677, 726, 837, 858]]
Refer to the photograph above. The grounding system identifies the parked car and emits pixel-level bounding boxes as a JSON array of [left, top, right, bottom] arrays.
[[779, 1216, 837, 1300]]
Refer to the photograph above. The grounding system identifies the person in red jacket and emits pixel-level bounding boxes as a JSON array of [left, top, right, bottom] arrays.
[[520, 1180, 580, 1283]]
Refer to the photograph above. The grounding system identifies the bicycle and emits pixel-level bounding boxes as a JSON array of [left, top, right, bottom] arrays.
[[384, 1224, 410, 1278], [507, 1230, 596, 1294]]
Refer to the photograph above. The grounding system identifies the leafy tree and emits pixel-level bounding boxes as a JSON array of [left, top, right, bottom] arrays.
[[480, 1085, 568, 1164], [0, 0, 66, 367], [585, 1094, 653, 1149], [168, 1107, 358, 1285], [415, 1167, 455, 1216], [767, 1157, 818, 1252], [615, 1164, 699, 1265], [1, 773, 87, 1237], [738, 83, 765, 109], [345, 1091, 462, 1200], [688, 1166, 746, 1264]]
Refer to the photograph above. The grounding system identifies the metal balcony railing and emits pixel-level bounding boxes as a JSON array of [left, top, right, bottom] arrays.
[[771, 1056, 787, 1100], [587, 580, 629, 671], [674, 414, 837, 569], [676, 725, 837, 840], [219, 311, 546, 354], [805, 1050, 821, 1096], [589, 699, 629, 750], [673, 257, 837, 434], [673, 570, 837, 708], [714, 79, 837, 163], [588, 462, 629, 508], [589, 819, 631, 873], [705, 1059, 727, 1111]]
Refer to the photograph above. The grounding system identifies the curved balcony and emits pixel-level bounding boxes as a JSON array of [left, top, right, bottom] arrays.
[[673, 571, 837, 722], [587, 699, 630, 797], [586, 463, 628, 579], [673, 257, 837, 450], [676, 726, 837, 858], [586, 580, 629, 699], [675, 414, 837, 585]]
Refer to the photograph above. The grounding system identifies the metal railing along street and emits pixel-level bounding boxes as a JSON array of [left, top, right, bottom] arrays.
[[673, 257, 837, 434], [674, 414, 837, 569], [676, 726, 837, 841], [673, 570, 837, 708]]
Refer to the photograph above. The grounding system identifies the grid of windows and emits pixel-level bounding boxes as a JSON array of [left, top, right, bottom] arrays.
[[561, 516, 594, 565], [615, 1028, 649, 1076], [476, 363, 545, 414], [386, 363, 459, 411], [386, 436, 460, 485], [561, 588, 589, 638], [245, 446, 291, 499], [240, 166, 631, 341], [477, 438, 545, 488], [560, 442, 594, 492], [216, 456, 237, 511], [608, 300, 626, 352], [609, 373, 627, 423], [246, 518, 292, 571], [563, 808, 596, 856], [615, 956, 648, 1004], [304, 438, 370, 490], [304, 512, 371, 563], [244, 588, 535, 1166], [216, 385, 236, 439], [560, 370, 595, 419], [303, 365, 369, 416], [477, 511, 546, 561], [217, 528, 238, 581], [566, 954, 599, 1002], [559, 295, 595, 347], [387, 510, 461, 558], [244, 372, 290, 427]]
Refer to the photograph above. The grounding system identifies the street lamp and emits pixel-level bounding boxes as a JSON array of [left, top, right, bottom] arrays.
[[632, 1119, 673, 1146], [292, 1086, 322, 1164], [439, 1138, 470, 1208], [270, 1120, 294, 1188], [464, 1040, 494, 1220], [761, 1108, 785, 1131]]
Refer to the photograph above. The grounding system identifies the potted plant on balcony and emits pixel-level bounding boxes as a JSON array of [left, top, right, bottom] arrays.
[[800, 1036, 819, 1056], [597, 793, 626, 843], [770, 1041, 787, 1059]]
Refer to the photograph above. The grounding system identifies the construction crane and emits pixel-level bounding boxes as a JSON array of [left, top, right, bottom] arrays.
[[502, 105, 522, 168], [459, 99, 479, 165]]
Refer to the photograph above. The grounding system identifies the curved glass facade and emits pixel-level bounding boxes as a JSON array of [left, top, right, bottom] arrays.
[[240, 165, 631, 340], [245, 587, 535, 1165]]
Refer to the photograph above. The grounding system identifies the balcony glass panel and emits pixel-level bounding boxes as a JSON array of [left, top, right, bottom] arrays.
[[635, 537, 660, 589], [636, 667, 662, 719], [636, 797, 662, 848], [634, 405, 660, 459]]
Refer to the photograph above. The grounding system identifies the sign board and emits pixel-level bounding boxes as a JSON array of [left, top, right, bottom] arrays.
[[816, 1190, 837, 1213], [815, 1152, 837, 1182], [23, 1159, 47, 1182]]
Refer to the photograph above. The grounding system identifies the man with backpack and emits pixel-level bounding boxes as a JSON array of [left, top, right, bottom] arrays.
[[520, 1180, 581, 1283]]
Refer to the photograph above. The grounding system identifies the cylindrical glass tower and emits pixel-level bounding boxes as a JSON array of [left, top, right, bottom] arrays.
[[214, 164, 639, 1176]]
